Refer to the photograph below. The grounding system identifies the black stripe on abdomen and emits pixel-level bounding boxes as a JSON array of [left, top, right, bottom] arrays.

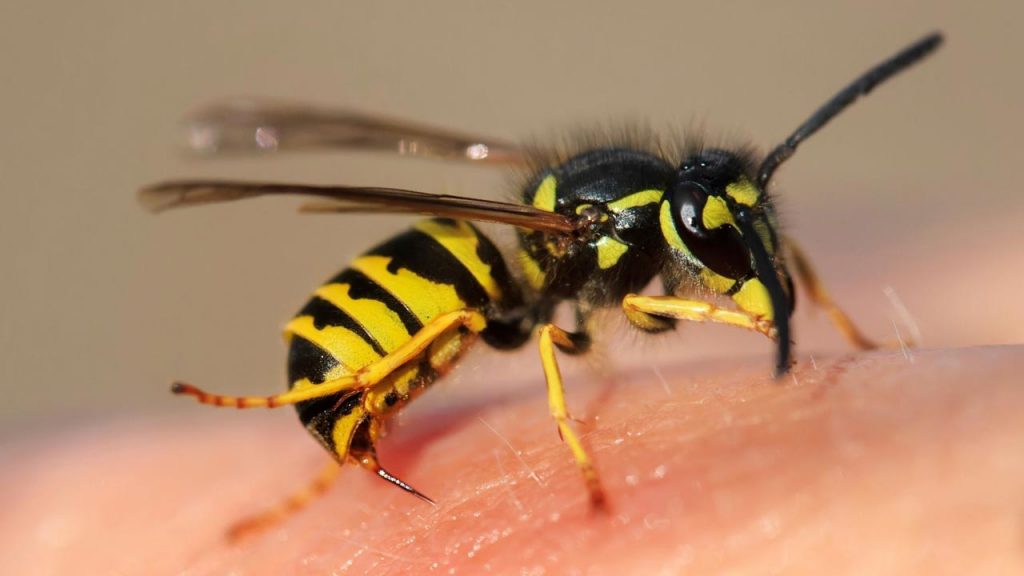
[[287, 335, 340, 387], [369, 228, 490, 308], [328, 268, 424, 336], [297, 296, 387, 357]]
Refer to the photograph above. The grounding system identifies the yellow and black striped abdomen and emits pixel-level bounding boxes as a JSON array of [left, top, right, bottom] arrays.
[[284, 218, 520, 460]]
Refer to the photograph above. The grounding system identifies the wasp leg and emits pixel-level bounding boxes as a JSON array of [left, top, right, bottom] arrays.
[[172, 309, 489, 408], [170, 377, 358, 408], [537, 323, 606, 508], [622, 294, 776, 338], [225, 460, 341, 542], [226, 394, 369, 541], [784, 236, 882, 350]]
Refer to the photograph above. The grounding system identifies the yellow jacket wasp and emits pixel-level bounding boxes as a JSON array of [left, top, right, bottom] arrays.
[[142, 32, 942, 539]]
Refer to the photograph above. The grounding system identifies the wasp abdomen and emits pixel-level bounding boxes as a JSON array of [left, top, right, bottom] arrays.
[[284, 218, 520, 461]]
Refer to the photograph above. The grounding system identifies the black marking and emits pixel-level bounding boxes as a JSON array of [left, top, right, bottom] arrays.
[[299, 392, 365, 455], [523, 149, 673, 209], [481, 310, 533, 350], [370, 226, 490, 308], [287, 335, 339, 387], [465, 221, 522, 308], [331, 268, 424, 336], [298, 296, 387, 357]]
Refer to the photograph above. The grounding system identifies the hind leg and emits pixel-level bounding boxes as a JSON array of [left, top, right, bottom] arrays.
[[784, 236, 887, 349], [225, 460, 341, 542], [177, 310, 486, 539], [172, 309, 488, 408]]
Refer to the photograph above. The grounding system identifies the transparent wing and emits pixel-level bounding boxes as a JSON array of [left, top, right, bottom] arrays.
[[183, 98, 530, 165], [139, 180, 577, 234]]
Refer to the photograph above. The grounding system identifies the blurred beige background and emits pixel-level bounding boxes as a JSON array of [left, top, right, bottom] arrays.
[[1, 1, 1021, 431]]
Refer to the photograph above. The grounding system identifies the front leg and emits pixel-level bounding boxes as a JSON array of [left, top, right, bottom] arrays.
[[622, 294, 776, 338]]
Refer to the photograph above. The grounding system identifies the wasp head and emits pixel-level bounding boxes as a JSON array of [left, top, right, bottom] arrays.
[[660, 148, 794, 375]]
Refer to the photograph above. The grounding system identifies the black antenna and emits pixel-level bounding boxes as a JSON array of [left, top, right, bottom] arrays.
[[757, 32, 944, 189]]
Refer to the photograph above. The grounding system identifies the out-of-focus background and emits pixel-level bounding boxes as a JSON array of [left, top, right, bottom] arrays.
[[1, 1, 1021, 431]]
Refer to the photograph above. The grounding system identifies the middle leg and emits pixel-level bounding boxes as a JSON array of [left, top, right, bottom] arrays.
[[536, 323, 606, 508]]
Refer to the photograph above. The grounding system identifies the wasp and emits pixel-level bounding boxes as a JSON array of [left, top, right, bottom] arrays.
[[142, 33, 942, 539]]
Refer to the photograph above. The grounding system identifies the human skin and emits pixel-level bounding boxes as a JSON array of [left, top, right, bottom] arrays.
[[2, 342, 1023, 575]]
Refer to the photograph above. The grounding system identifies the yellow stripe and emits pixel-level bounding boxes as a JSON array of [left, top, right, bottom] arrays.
[[518, 249, 546, 291], [330, 403, 367, 460], [702, 196, 736, 230], [607, 189, 663, 213], [700, 268, 737, 294], [284, 315, 381, 372], [532, 175, 557, 211], [595, 236, 629, 269], [365, 364, 420, 415], [659, 201, 689, 254], [414, 219, 502, 301], [732, 278, 773, 320], [726, 177, 760, 206], [314, 283, 411, 353], [352, 255, 465, 325]]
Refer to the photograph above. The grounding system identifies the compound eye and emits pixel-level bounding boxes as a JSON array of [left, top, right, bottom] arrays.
[[672, 182, 709, 238], [669, 182, 752, 278]]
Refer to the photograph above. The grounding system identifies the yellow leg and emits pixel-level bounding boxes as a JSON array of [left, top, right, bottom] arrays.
[[537, 323, 606, 508], [171, 378, 358, 409], [622, 294, 776, 338], [172, 309, 488, 408], [226, 460, 341, 542], [784, 237, 881, 350]]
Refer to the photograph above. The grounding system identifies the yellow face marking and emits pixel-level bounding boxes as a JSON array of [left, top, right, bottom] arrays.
[[725, 177, 760, 207], [532, 174, 557, 212], [414, 219, 502, 300], [732, 278, 774, 320], [284, 315, 382, 373], [702, 195, 736, 231], [595, 236, 629, 269], [699, 268, 737, 294], [330, 402, 367, 460], [352, 255, 464, 325], [314, 283, 411, 353], [518, 249, 546, 291], [607, 189, 663, 213], [659, 201, 690, 254]]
